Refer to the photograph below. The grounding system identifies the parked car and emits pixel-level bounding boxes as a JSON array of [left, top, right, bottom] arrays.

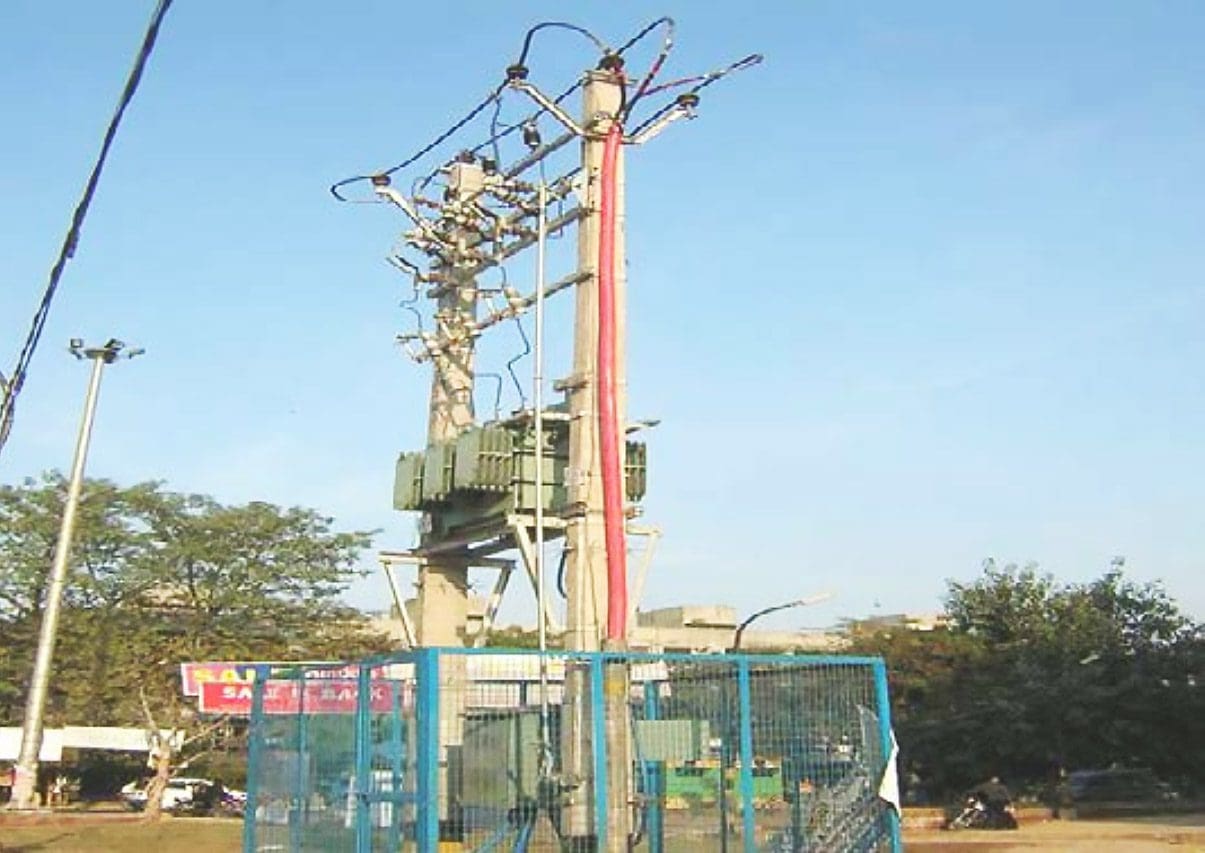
[[1065, 768, 1179, 803], [120, 776, 246, 816]]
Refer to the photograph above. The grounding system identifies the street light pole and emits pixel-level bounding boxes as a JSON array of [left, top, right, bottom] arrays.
[[718, 592, 833, 851], [8, 338, 142, 810], [730, 593, 833, 652]]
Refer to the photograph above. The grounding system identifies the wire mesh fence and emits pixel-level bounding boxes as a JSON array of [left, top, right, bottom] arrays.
[[244, 650, 900, 852]]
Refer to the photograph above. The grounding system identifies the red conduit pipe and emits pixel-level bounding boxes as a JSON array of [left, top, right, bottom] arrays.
[[598, 122, 627, 642]]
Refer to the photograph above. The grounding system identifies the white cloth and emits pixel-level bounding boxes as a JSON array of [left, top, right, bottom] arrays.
[[878, 729, 901, 811]]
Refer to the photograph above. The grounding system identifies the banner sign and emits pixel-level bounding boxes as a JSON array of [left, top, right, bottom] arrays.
[[180, 662, 393, 697], [197, 679, 409, 716]]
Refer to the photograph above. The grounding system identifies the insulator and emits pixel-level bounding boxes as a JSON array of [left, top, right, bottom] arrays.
[[522, 121, 542, 150]]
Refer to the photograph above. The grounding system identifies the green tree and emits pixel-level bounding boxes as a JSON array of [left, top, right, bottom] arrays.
[[0, 473, 396, 814], [850, 560, 1204, 799]]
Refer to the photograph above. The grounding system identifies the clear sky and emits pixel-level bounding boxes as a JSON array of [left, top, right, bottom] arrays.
[[2, 1, 1203, 631]]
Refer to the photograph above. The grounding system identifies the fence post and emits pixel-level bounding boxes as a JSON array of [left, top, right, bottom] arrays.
[[736, 657, 756, 853], [642, 680, 664, 853], [589, 654, 608, 849], [415, 648, 440, 853], [873, 659, 902, 853], [389, 680, 404, 852], [243, 664, 270, 853], [289, 671, 306, 853], [355, 663, 373, 853]]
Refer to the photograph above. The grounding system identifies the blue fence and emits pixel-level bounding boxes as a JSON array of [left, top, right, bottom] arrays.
[[244, 649, 901, 852]]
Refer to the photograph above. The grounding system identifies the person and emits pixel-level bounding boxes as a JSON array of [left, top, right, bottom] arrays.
[[969, 776, 1016, 828]]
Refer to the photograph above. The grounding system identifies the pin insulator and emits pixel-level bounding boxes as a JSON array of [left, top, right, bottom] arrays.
[[370, 174, 391, 187], [506, 64, 529, 81], [598, 52, 625, 72], [676, 92, 700, 109]]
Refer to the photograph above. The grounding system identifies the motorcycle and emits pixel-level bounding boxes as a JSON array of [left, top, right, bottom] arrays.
[[947, 793, 1018, 830]]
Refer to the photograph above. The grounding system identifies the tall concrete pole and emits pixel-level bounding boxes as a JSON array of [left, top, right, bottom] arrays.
[[416, 160, 484, 647], [565, 69, 626, 655], [9, 339, 139, 810], [562, 67, 632, 850], [415, 161, 483, 839]]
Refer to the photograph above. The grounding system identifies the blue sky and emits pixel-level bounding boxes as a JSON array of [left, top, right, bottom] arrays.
[[2, 1, 1203, 629]]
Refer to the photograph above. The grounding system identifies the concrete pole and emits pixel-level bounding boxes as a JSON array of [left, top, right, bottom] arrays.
[[417, 159, 484, 647], [415, 161, 483, 839], [9, 341, 133, 809], [562, 68, 632, 850]]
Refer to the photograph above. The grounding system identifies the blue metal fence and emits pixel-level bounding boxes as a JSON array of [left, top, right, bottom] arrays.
[[244, 649, 901, 852]]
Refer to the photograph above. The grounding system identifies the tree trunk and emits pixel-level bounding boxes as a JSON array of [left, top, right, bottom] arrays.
[[142, 745, 172, 821]]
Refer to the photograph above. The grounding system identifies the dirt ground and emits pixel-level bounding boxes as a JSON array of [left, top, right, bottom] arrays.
[[906, 813, 1205, 852], [0, 813, 1203, 851], [0, 815, 241, 853]]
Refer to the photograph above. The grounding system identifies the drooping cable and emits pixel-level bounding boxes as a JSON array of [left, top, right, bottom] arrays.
[[333, 21, 613, 202], [0, 0, 175, 457], [625, 53, 764, 140], [333, 18, 708, 205], [515, 21, 608, 67], [330, 83, 506, 200], [505, 317, 531, 408], [597, 122, 628, 642], [641, 52, 763, 99], [620, 17, 675, 121]]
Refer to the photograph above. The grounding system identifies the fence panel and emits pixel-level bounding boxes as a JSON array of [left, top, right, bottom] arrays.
[[244, 650, 899, 853]]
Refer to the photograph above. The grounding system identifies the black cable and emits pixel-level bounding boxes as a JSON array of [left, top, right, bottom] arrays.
[[0, 0, 174, 456], [336, 21, 613, 201], [515, 21, 607, 67], [330, 82, 506, 201], [505, 317, 531, 409], [615, 16, 671, 57], [625, 53, 764, 139], [555, 547, 568, 599], [619, 17, 675, 121], [646, 52, 763, 99]]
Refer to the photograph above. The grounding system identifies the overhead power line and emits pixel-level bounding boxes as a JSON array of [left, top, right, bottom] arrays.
[[0, 0, 175, 458]]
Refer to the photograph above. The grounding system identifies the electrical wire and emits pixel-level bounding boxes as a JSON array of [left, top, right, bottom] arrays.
[[619, 17, 675, 121], [0, 0, 174, 457], [330, 82, 506, 201], [625, 53, 764, 140], [334, 21, 613, 202], [642, 52, 763, 98], [555, 547, 568, 599], [334, 17, 697, 202], [477, 372, 504, 420], [515, 21, 608, 67], [505, 317, 531, 409]]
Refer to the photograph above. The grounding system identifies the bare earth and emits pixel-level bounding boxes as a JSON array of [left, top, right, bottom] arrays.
[[0, 813, 1203, 851], [907, 813, 1205, 852]]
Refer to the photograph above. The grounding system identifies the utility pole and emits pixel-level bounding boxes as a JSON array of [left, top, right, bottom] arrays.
[[563, 68, 626, 657], [341, 23, 760, 848], [557, 66, 634, 849], [9, 338, 142, 810], [416, 158, 482, 649]]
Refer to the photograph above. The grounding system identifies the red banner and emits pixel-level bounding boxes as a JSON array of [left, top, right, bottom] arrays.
[[181, 661, 392, 697], [198, 679, 409, 716]]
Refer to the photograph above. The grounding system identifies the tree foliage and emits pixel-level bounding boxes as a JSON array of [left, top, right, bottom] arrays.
[[0, 473, 395, 733], [849, 560, 1204, 799]]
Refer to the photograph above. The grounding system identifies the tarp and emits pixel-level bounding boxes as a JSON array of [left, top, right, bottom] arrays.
[[0, 728, 64, 762], [0, 727, 179, 760]]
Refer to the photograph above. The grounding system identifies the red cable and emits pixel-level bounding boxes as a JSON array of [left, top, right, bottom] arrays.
[[597, 121, 627, 642]]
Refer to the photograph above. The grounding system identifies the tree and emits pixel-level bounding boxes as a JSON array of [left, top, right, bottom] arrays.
[[849, 560, 1204, 799], [0, 473, 395, 814]]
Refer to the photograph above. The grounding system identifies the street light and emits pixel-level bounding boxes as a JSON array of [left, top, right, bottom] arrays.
[[730, 592, 833, 652], [718, 592, 833, 851], [8, 338, 142, 810]]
